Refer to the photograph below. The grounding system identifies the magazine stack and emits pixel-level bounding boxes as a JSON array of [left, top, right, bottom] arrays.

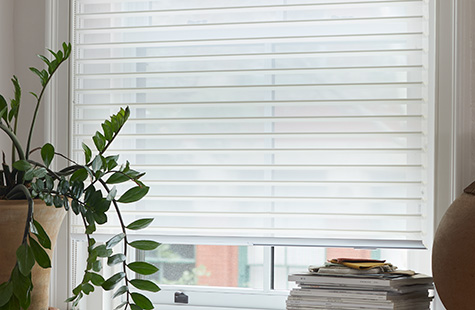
[[287, 258, 434, 310]]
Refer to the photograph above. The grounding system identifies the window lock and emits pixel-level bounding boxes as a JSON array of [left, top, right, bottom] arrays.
[[174, 292, 189, 304]]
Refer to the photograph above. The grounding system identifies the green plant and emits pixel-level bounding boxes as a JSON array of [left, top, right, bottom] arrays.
[[0, 43, 160, 310]]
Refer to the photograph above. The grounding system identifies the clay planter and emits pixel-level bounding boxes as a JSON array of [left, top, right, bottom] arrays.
[[0, 200, 66, 310], [432, 182, 475, 309]]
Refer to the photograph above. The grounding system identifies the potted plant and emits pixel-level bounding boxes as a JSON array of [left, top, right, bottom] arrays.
[[0, 43, 160, 310]]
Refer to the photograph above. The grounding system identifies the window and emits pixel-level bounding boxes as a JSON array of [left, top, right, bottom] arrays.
[[70, 0, 435, 309]]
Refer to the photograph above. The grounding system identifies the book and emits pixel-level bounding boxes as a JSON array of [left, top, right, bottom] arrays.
[[286, 296, 431, 310], [298, 283, 434, 294], [290, 287, 429, 301], [288, 272, 433, 288]]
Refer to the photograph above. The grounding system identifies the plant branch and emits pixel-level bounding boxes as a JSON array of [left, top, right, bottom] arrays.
[[27, 159, 62, 180], [0, 122, 25, 161], [99, 179, 130, 307], [7, 184, 34, 244], [98, 120, 127, 157], [25, 60, 66, 159]]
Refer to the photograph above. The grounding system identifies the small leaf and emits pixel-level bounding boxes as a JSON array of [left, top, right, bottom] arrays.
[[130, 279, 160, 293], [32, 220, 51, 249], [102, 122, 113, 141], [101, 272, 125, 291], [29, 67, 44, 81], [12, 160, 31, 172], [92, 260, 102, 273], [12, 266, 31, 303], [118, 185, 149, 203], [16, 243, 35, 276], [106, 172, 130, 184], [0, 282, 13, 307], [29, 237, 51, 268], [65, 295, 77, 303], [94, 245, 113, 258], [105, 155, 119, 170], [33, 167, 48, 179], [127, 262, 158, 275], [107, 254, 126, 266], [82, 143, 92, 163], [0, 95, 7, 122], [126, 218, 154, 231], [91, 155, 103, 172], [0, 106, 7, 123], [106, 233, 125, 249], [112, 285, 128, 299], [93, 212, 107, 225], [71, 168, 88, 182], [89, 273, 105, 286], [131, 292, 154, 310], [71, 181, 85, 199], [82, 283, 95, 295], [106, 186, 117, 201], [114, 301, 128, 310], [41, 143, 54, 168], [130, 304, 143, 310], [128, 240, 160, 251], [93, 131, 106, 152]]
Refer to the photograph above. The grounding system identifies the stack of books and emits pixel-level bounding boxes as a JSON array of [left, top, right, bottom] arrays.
[[287, 259, 433, 310]]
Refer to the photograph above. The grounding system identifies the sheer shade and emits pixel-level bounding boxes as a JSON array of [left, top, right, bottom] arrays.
[[71, 0, 431, 249]]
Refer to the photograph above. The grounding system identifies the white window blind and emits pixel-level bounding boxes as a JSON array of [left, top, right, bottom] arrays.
[[71, 0, 431, 249]]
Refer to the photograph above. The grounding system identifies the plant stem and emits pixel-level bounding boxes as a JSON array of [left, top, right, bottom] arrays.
[[25, 61, 65, 159], [8, 184, 34, 244], [0, 122, 25, 161], [99, 180, 130, 307]]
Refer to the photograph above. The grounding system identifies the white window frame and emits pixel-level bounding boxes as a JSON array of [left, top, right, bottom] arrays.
[[44, 0, 473, 309]]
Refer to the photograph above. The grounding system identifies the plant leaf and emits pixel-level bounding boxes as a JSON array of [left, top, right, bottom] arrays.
[[91, 155, 103, 172], [127, 262, 158, 275], [112, 285, 128, 299], [131, 292, 154, 310], [106, 233, 125, 249], [106, 186, 117, 201], [93, 245, 113, 258], [92, 260, 102, 273], [28, 237, 51, 268], [82, 283, 95, 295], [32, 220, 51, 249], [107, 254, 126, 266], [89, 272, 105, 286], [0, 95, 7, 122], [128, 240, 160, 251], [129, 279, 160, 293], [114, 301, 128, 310], [16, 243, 35, 276], [12, 160, 31, 172], [41, 143, 55, 168], [101, 272, 125, 291], [126, 218, 154, 231], [93, 131, 106, 152], [106, 172, 130, 184], [0, 282, 13, 307], [12, 266, 31, 303], [118, 185, 149, 203], [82, 143, 92, 163], [71, 168, 88, 183], [130, 304, 143, 310]]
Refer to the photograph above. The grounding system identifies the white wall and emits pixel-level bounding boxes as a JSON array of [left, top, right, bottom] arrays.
[[13, 0, 47, 161], [0, 0, 15, 158], [0, 0, 48, 164]]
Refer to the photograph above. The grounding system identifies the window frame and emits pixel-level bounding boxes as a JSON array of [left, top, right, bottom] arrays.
[[45, 0, 469, 309]]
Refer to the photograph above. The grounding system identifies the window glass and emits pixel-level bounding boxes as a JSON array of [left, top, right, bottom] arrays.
[[141, 244, 264, 288]]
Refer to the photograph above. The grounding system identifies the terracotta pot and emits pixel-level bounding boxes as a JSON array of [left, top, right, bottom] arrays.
[[0, 200, 66, 310], [432, 182, 475, 309]]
